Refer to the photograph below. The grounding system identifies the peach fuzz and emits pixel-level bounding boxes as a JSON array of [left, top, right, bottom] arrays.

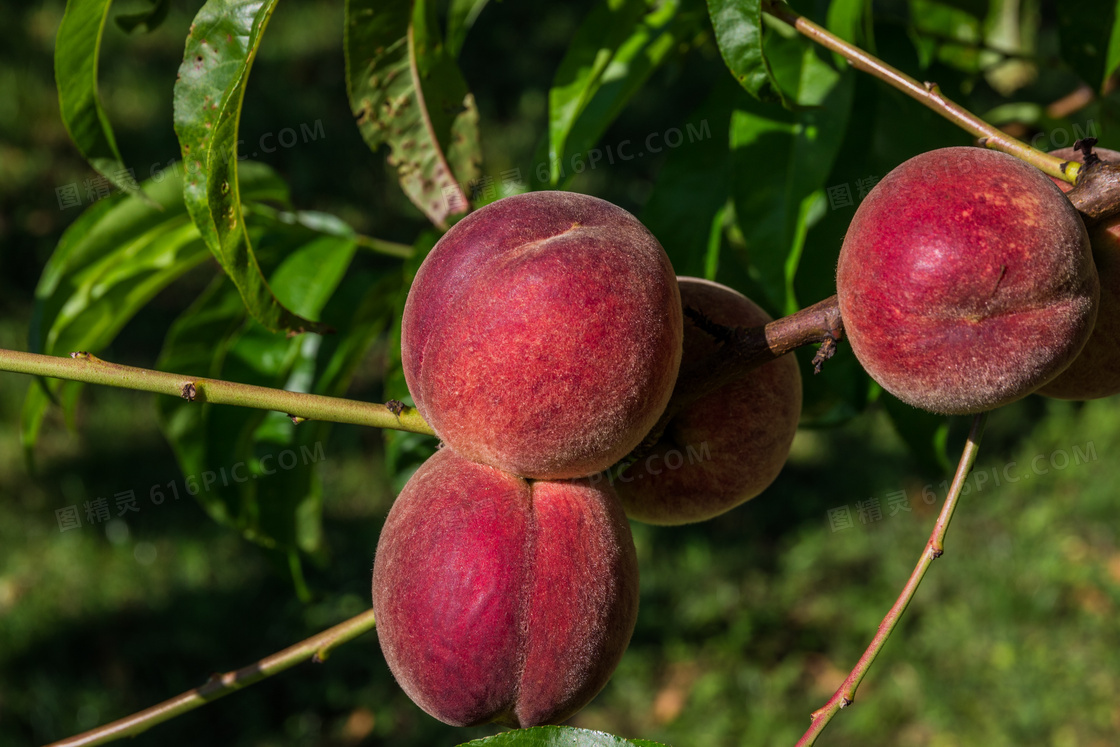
[[401, 191, 683, 480], [371, 447, 639, 728], [836, 147, 1097, 415], [1037, 146, 1120, 400], [614, 278, 801, 525]]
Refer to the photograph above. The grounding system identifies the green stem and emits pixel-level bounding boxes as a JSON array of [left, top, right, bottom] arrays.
[[794, 412, 989, 747], [355, 233, 414, 258], [45, 609, 378, 747], [760, 0, 1078, 184], [0, 348, 434, 436]]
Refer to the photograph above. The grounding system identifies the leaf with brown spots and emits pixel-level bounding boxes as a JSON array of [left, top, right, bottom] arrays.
[[345, 0, 479, 228], [172, 0, 325, 335]]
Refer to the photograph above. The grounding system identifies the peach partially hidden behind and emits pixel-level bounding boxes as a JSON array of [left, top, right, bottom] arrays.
[[401, 191, 683, 480], [613, 278, 802, 525], [372, 447, 639, 728], [1037, 146, 1120, 400], [836, 147, 1098, 415]]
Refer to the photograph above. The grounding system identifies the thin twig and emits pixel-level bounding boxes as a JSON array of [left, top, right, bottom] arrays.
[[759, 0, 1076, 184], [46, 609, 378, 747], [794, 412, 989, 747], [0, 348, 434, 436]]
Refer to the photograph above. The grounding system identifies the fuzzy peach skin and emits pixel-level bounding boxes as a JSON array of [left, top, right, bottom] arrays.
[[836, 146, 1098, 415], [401, 191, 683, 480], [1037, 146, 1120, 400], [613, 278, 801, 525], [371, 447, 640, 729]]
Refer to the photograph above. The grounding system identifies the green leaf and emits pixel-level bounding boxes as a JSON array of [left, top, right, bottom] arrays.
[[345, 0, 479, 227], [641, 82, 735, 279], [456, 726, 669, 747], [707, 0, 786, 105], [826, 0, 873, 49], [115, 0, 171, 33], [1056, 0, 1120, 92], [54, 0, 151, 200], [726, 56, 853, 315], [535, 0, 702, 188], [173, 0, 325, 335], [20, 161, 289, 460], [446, 0, 490, 58], [154, 223, 390, 556]]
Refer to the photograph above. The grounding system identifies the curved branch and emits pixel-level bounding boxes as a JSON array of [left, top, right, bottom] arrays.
[[46, 609, 377, 747], [794, 412, 989, 746], [759, 1, 1075, 182], [0, 348, 434, 436]]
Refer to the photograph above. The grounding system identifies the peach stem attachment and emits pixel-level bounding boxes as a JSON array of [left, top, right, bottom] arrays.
[[793, 412, 989, 747]]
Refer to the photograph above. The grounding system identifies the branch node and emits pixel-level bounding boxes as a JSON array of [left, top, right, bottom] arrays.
[[70, 351, 91, 360], [840, 696, 853, 708], [930, 547, 944, 560], [1075, 137, 1100, 169], [288, 414, 307, 425], [386, 399, 406, 416], [182, 382, 197, 402]]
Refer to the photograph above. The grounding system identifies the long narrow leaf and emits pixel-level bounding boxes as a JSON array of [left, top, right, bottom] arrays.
[[707, 0, 787, 104], [728, 41, 853, 315], [54, 0, 150, 200], [155, 244, 398, 556], [345, 0, 479, 227], [21, 161, 290, 459], [173, 0, 325, 335], [537, 0, 703, 188]]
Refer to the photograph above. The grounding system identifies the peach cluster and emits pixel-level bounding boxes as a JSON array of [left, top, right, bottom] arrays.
[[372, 191, 804, 729]]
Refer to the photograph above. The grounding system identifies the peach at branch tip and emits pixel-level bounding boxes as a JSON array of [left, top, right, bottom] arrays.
[[836, 146, 1099, 415]]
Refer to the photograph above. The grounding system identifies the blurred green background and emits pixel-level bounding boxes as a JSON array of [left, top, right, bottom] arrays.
[[3, 1, 1120, 746]]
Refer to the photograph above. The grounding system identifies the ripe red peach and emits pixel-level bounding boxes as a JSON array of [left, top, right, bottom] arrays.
[[401, 191, 683, 480], [836, 146, 1098, 414], [1036, 146, 1120, 400], [613, 278, 801, 525], [371, 447, 639, 728]]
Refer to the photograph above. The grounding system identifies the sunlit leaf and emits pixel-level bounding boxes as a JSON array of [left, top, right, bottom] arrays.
[[21, 162, 288, 460], [173, 0, 324, 335], [641, 82, 735, 279], [726, 53, 853, 315], [55, 0, 151, 200], [345, 0, 479, 227], [154, 222, 395, 557], [708, 0, 786, 105], [536, 0, 703, 188]]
